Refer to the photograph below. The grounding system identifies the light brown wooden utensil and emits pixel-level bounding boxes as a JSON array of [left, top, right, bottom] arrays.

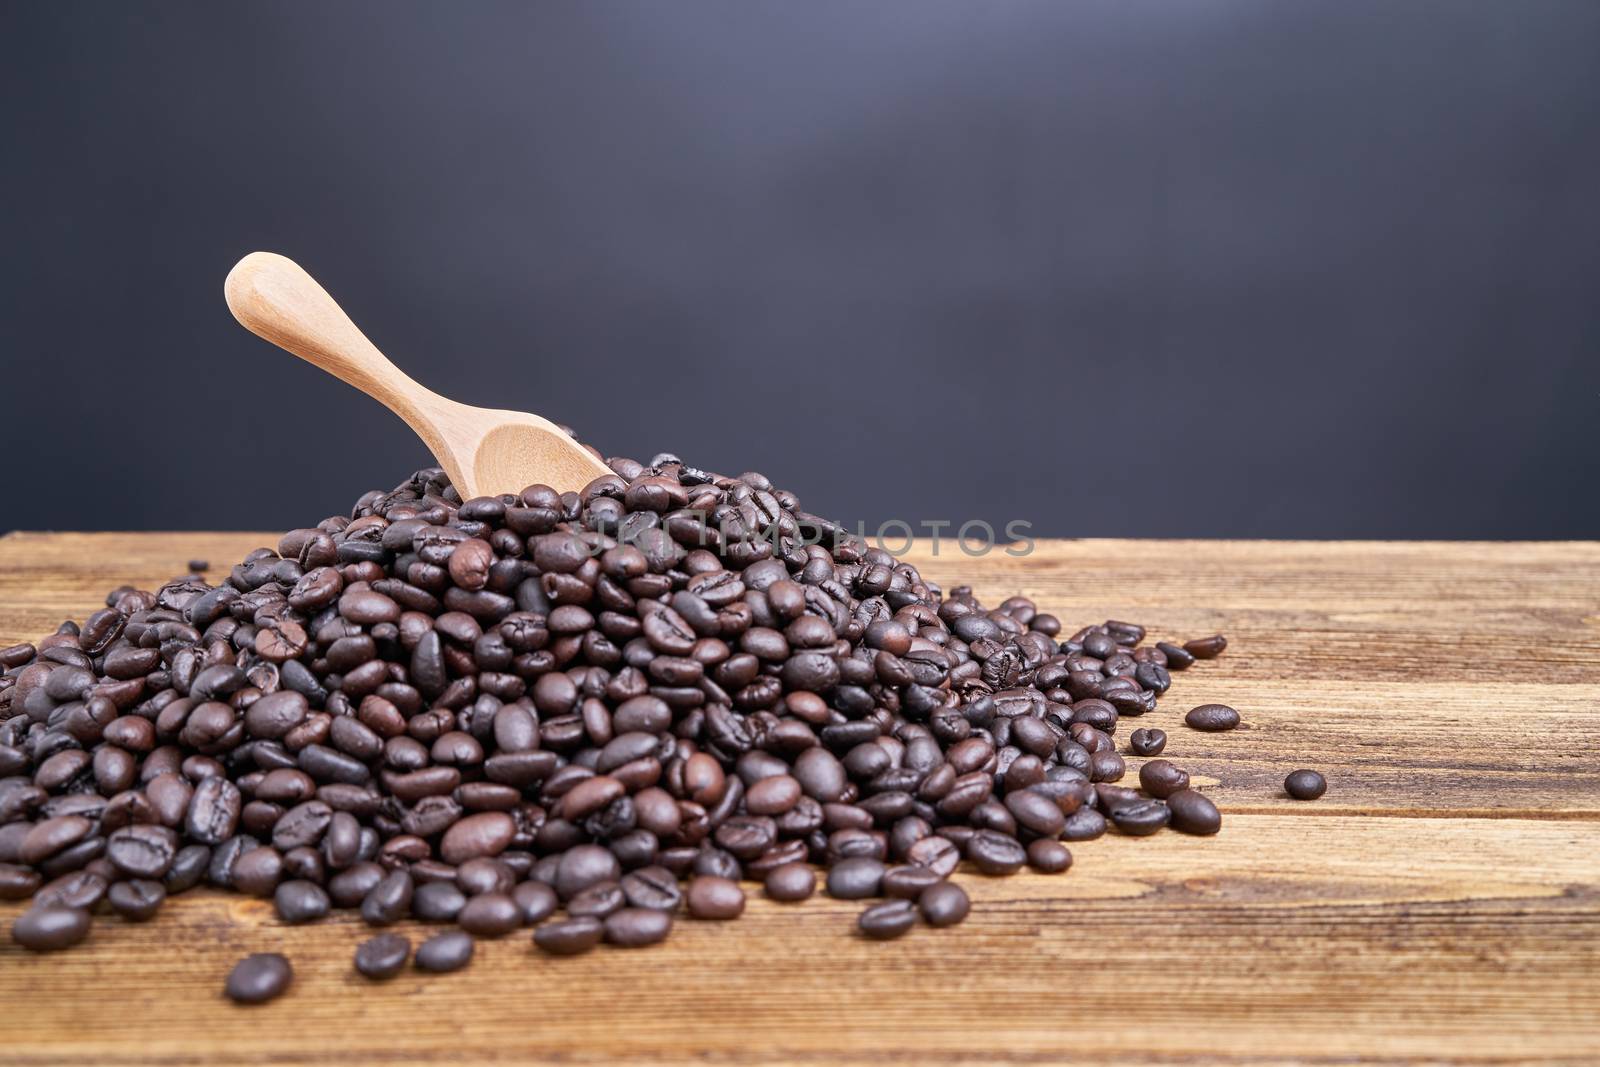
[[223, 251, 611, 499]]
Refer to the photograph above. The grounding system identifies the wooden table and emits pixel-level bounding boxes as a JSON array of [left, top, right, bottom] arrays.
[[2, 533, 1597, 1066]]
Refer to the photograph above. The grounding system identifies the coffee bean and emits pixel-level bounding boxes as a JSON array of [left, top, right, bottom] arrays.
[[858, 899, 917, 939], [826, 857, 886, 899], [1129, 728, 1166, 756], [274, 880, 331, 924], [1167, 789, 1223, 834], [415, 930, 475, 973], [686, 875, 745, 919], [567, 881, 625, 920], [413, 880, 468, 922], [458, 892, 521, 937], [224, 953, 292, 1004], [512, 880, 559, 924], [1182, 634, 1228, 659], [882, 865, 943, 900], [534, 916, 605, 956], [1185, 704, 1240, 732], [1109, 798, 1171, 836], [1285, 769, 1327, 800], [361, 869, 413, 926], [1138, 759, 1190, 799], [604, 907, 673, 947], [108, 878, 166, 922], [12, 905, 91, 952], [967, 830, 1027, 875], [764, 863, 816, 902], [1060, 808, 1107, 841], [354, 933, 411, 980], [917, 882, 970, 927], [1026, 839, 1073, 873], [623, 866, 684, 912]]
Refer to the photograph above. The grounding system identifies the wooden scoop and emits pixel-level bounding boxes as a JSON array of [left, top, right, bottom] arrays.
[[224, 251, 612, 499]]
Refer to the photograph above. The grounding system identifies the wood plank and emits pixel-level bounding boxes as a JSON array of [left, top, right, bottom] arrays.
[[1, 815, 1596, 1066], [1, 532, 1598, 1064]]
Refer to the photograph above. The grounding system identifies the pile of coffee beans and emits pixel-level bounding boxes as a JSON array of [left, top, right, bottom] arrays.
[[0, 455, 1254, 1000]]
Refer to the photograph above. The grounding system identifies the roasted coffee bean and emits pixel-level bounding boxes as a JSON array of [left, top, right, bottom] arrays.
[[354, 933, 411, 980], [764, 863, 816, 902], [1167, 789, 1223, 834], [967, 830, 1027, 876], [1109, 798, 1171, 836], [512, 880, 559, 924], [12, 905, 91, 952], [458, 892, 521, 937], [1129, 728, 1166, 756], [415, 930, 475, 973], [1182, 634, 1228, 659], [108, 878, 166, 922], [1060, 807, 1108, 841], [604, 907, 673, 947], [412, 880, 468, 922], [1185, 704, 1240, 732], [882, 865, 944, 899], [826, 857, 886, 899], [1026, 839, 1073, 873], [224, 953, 292, 1004], [858, 899, 917, 939], [1285, 769, 1327, 800], [1138, 759, 1190, 799], [361, 869, 414, 926], [686, 875, 745, 919], [534, 916, 605, 956], [917, 881, 970, 927], [274, 879, 331, 924], [622, 866, 684, 911]]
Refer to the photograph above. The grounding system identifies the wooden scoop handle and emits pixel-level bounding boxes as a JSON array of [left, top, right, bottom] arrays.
[[224, 252, 438, 426]]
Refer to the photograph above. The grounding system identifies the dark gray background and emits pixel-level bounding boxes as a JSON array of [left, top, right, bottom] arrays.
[[3, 1, 1597, 538]]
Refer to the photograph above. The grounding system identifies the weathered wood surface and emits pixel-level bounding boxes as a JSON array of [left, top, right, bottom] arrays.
[[2, 532, 1597, 1066]]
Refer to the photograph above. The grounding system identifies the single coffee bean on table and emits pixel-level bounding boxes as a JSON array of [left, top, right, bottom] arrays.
[[0, 454, 1252, 988], [415, 930, 475, 973], [354, 933, 412, 980], [224, 953, 292, 1004], [1285, 769, 1328, 800], [858, 899, 918, 940], [1185, 704, 1242, 732]]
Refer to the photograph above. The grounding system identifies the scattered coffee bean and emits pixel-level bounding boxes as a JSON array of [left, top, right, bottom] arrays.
[[354, 933, 411, 980], [1167, 789, 1223, 835], [1185, 704, 1241, 732], [1129, 728, 1166, 756], [1026, 839, 1073, 873], [415, 930, 475, 973], [1285, 769, 1328, 800], [274, 880, 330, 924], [108, 879, 166, 922], [12, 905, 90, 952], [686, 876, 745, 919], [604, 907, 673, 948], [764, 863, 816, 902], [224, 953, 292, 1004], [534, 917, 605, 956], [858, 899, 917, 940], [1183, 634, 1228, 659], [917, 882, 970, 927], [1138, 759, 1190, 799], [827, 857, 886, 899]]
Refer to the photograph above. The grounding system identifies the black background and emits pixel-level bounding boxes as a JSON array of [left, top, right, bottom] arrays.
[[3, 1, 1597, 538]]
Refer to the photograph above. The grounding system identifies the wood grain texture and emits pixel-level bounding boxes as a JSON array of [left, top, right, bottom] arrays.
[[2, 532, 1598, 1066]]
